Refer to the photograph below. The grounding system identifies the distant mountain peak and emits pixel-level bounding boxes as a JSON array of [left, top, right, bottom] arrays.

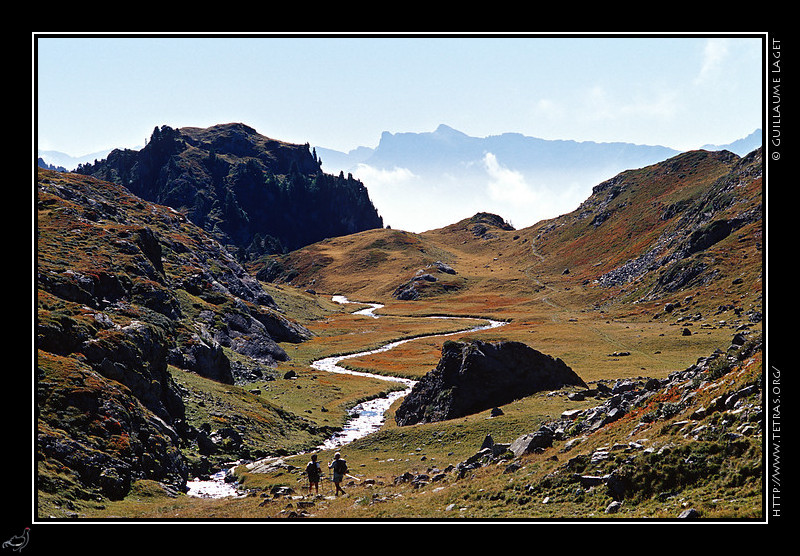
[[379, 124, 470, 145], [433, 123, 468, 136], [701, 128, 762, 156]]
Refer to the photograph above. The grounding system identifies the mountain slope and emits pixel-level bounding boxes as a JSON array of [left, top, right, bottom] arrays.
[[35, 140, 764, 520], [229, 146, 764, 521], [36, 167, 329, 511], [255, 147, 763, 393], [74, 122, 384, 257], [528, 148, 763, 313], [257, 147, 762, 322]]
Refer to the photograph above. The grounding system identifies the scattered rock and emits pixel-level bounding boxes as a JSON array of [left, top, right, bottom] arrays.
[[270, 485, 295, 497], [433, 261, 456, 274], [561, 409, 583, 420], [606, 500, 622, 514], [392, 261, 459, 300], [504, 462, 521, 474]]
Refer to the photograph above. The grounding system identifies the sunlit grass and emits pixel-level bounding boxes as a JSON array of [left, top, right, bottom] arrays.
[[38, 151, 763, 521]]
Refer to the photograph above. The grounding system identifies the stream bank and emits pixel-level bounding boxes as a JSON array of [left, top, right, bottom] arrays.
[[187, 295, 506, 498]]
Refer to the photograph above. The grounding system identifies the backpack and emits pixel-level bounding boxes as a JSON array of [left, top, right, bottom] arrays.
[[306, 461, 320, 480], [332, 458, 348, 474]]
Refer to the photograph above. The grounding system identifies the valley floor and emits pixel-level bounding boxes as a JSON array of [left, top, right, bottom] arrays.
[[74, 283, 764, 522]]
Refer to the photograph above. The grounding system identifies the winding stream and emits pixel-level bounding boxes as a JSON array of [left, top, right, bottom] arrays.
[[187, 295, 506, 498]]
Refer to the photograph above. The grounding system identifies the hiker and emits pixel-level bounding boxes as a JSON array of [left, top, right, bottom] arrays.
[[305, 454, 321, 494], [328, 452, 348, 495]]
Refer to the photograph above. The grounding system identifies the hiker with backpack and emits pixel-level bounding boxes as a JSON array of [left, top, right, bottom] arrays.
[[305, 454, 321, 495], [328, 452, 348, 495]]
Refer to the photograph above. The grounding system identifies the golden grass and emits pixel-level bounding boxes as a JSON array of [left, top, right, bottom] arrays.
[[54, 151, 763, 521]]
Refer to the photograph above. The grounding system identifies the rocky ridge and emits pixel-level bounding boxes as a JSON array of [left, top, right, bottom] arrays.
[[581, 149, 762, 295], [75, 122, 384, 258], [37, 168, 315, 503]]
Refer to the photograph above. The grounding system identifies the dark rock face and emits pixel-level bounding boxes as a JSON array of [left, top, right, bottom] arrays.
[[37, 168, 316, 501], [395, 340, 587, 426], [469, 212, 515, 240], [76, 122, 384, 257]]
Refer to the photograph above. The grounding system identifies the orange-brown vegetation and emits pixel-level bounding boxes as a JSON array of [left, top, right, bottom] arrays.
[[37, 147, 764, 520]]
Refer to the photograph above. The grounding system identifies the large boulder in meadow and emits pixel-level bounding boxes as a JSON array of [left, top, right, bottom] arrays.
[[395, 340, 587, 426]]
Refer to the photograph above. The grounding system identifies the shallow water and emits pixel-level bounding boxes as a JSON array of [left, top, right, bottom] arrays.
[[185, 468, 245, 499], [332, 295, 382, 318]]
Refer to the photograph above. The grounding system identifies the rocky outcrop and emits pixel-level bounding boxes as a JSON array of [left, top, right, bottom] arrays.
[[37, 168, 315, 503], [37, 351, 190, 499], [393, 261, 461, 301], [38, 170, 312, 384], [75, 122, 384, 257], [594, 149, 762, 293], [468, 212, 515, 240], [443, 331, 763, 517], [395, 340, 588, 426]]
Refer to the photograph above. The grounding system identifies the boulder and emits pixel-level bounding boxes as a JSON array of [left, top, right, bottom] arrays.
[[433, 261, 457, 274], [169, 337, 234, 384], [392, 262, 461, 300], [510, 427, 555, 456], [395, 340, 588, 426]]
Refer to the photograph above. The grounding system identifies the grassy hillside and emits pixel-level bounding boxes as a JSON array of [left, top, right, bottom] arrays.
[[251, 150, 762, 386], [82, 329, 763, 520], [228, 148, 762, 520], [36, 168, 344, 517], [35, 146, 764, 522]]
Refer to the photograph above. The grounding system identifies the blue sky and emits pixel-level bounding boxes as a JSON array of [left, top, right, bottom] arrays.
[[35, 33, 764, 157]]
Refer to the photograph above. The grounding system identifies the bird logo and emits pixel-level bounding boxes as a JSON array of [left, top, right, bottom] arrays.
[[2, 528, 29, 552]]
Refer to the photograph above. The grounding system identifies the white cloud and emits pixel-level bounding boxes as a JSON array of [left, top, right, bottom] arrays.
[[481, 152, 600, 229], [695, 38, 730, 85], [483, 153, 537, 203], [352, 164, 418, 189], [351, 164, 439, 232]]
